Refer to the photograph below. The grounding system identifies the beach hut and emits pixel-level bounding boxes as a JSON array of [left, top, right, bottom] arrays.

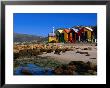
[[48, 33, 57, 43], [71, 28, 79, 43], [78, 27, 93, 42], [62, 29, 71, 42], [55, 30, 65, 43], [68, 29, 73, 43]]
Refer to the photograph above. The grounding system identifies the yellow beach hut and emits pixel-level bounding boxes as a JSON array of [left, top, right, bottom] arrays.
[[84, 27, 93, 42], [48, 33, 57, 43], [62, 29, 71, 42]]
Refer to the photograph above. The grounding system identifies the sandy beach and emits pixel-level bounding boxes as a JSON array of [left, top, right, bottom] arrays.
[[38, 44, 97, 65]]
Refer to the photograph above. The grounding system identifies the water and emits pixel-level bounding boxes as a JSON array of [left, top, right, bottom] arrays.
[[14, 64, 54, 75]]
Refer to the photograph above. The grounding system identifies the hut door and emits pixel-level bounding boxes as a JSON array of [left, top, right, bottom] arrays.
[[68, 33, 70, 41], [81, 32, 84, 42], [76, 33, 78, 42], [85, 31, 87, 42], [61, 33, 64, 42]]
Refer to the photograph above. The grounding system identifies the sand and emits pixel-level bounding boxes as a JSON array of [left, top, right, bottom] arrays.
[[38, 44, 97, 65]]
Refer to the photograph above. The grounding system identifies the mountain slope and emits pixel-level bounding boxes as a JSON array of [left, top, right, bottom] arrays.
[[14, 33, 48, 42]]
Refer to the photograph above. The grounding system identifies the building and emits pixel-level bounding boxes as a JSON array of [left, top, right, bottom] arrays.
[[78, 27, 93, 42], [48, 26, 96, 43], [48, 33, 57, 43], [71, 28, 79, 43], [62, 29, 71, 43], [55, 29, 65, 43], [48, 27, 57, 43]]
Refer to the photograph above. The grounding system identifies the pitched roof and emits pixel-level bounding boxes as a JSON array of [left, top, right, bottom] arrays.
[[57, 30, 63, 33], [64, 29, 71, 33], [85, 27, 93, 31], [72, 28, 79, 33]]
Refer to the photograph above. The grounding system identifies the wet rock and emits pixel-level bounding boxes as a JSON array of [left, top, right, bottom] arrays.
[[86, 61, 97, 71], [68, 61, 95, 74], [54, 66, 63, 75]]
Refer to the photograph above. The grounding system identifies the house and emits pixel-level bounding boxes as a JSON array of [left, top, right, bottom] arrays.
[[48, 33, 57, 43], [71, 28, 79, 43], [48, 26, 96, 43], [55, 29, 65, 43], [62, 29, 71, 42], [78, 27, 93, 42]]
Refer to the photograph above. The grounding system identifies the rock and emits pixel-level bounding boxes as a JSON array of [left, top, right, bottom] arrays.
[[86, 61, 97, 71], [88, 47, 92, 50], [68, 61, 95, 73], [90, 58, 96, 59], [14, 52, 19, 59], [85, 54, 90, 56], [83, 48, 88, 50], [54, 49, 61, 55], [76, 50, 80, 53], [45, 69, 54, 75], [88, 70, 97, 75], [80, 52, 88, 54], [54, 66, 63, 75], [62, 49, 66, 53]]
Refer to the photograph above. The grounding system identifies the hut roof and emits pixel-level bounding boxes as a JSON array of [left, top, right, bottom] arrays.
[[85, 27, 93, 31], [64, 29, 71, 33], [57, 30, 63, 33], [72, 28, 79, 33]]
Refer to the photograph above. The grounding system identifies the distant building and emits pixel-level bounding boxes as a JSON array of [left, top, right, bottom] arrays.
[[48, 27, 57, 43]]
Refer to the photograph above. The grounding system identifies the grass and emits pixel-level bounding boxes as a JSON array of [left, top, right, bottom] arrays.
[[14, 56, 63, 69]]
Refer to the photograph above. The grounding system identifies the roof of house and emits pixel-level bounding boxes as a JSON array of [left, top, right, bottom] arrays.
[[85, 27, 93, 31], [72, 28, 79, 33], [57, 30, 63, 33], [64, 29, 71, 33]]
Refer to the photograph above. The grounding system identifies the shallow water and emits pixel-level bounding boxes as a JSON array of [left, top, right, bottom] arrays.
[[14, 63, 54, 75]]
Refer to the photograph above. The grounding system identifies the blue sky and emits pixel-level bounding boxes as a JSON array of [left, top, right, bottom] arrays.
[[14, 13, 97, 37]]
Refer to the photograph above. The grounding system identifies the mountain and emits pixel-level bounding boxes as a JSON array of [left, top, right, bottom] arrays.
[[14, 33, 48, 42]]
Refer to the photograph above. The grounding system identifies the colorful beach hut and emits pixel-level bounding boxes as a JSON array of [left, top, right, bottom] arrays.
[[62, 29, 71, 42], [68, 29, 73, 43], [78, 27, 93, 42], [71, 28, 79, 43], [48, 33, 57, 43], [55, 30, 65, 43]]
